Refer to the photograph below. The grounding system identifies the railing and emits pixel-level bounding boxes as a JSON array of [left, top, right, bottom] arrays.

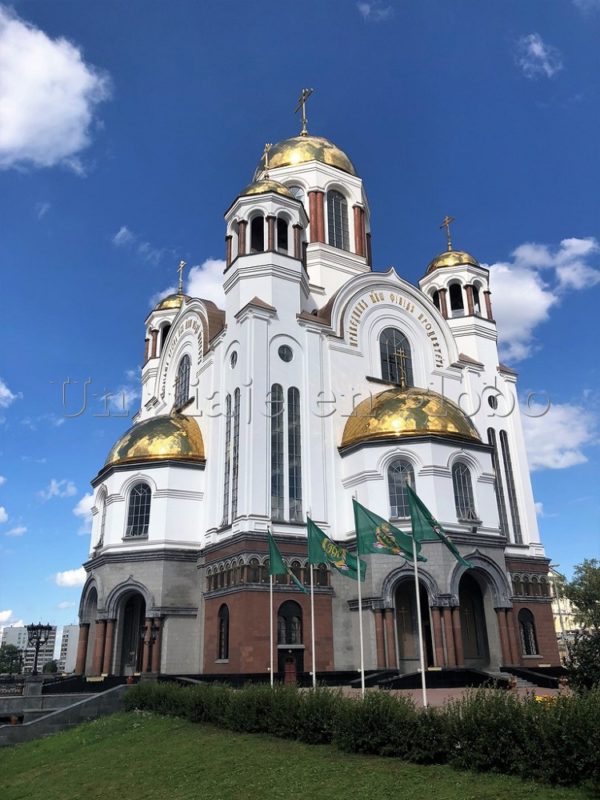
[[0, 678, 25, 696]]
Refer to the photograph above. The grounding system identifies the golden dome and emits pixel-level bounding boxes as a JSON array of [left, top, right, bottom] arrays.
[[154, 293, 189, 311], [240, 179, 294, 199], [253, 135, 357, 179], [341, 387, 480, 449], [426, 250, 480, 275], [105, 414, 205, 467]]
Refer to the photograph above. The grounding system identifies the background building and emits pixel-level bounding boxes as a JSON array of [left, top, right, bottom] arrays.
[[58, 625, 80, 674], [76, 114, 559, 680], [1, 626, 57, 674]]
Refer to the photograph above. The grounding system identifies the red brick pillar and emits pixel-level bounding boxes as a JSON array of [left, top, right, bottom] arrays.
[[293, 225, 302, 260], [266, 215, 276, 251], [225, 235, 232, 267], [150, 329, 158, 359], [75, 623, 90, 674], [439, 288, 449, 320], [237, 220, 247, 256], [465, 284, 475, 316], [353, 205, 366, 257], [374, 610, 386, 669], [366, 232, 373, 267], [484, 290, 493, 320], [151, 618, 162, 673], [431, 607, 445, 667], [452, 607, 465, 666], [90, 620, 106, 676], [495, 608, 511, 666], [102, 619, 115, 675], [442, 608, 456, 666], [315, 191, 325, 242], [383, 608, 397, 669], [506, 609, 521, 665], [308, 191, 318, 243]]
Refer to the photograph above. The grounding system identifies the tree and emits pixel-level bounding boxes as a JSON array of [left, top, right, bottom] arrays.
[[42, 659, 58, 674], [565, 629, 600, 693], [0, 644, 23, 674], [563, 559, 600, 630]]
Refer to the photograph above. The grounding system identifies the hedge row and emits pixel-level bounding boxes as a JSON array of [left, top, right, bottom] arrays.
[[124, 681, 600, 788]]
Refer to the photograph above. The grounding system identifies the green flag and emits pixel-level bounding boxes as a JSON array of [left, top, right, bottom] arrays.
[[406, 486, 473, 569], [353, 499, 425, 561], [307, 517, 366, 582], [267, 531, 308, 593]]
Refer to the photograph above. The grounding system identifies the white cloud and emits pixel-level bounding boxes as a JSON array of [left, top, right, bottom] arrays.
[[5, 526, 26, 537], [522, 401, 599, 470], [0, 609, 12, 623], [0, 378, 18, 408], [73, 492, 94, 535], [0, 6, 110, 171], [55, 567, 86, 587], [0, 475, 6, 486], [35, 201, 51, 219], [534, 501, 544, 516], [57, 601, 76, 610], [357, 2, 393, 21], [38, 478, 77, 501], [0, 506, 7, 523], [488, 237, 600, 361], [149, 285, 177, 308], [187, 258, 226, 306], [573, 0, 600, 12], [112, 224, 165, 266], [515, 33, 563, 79]]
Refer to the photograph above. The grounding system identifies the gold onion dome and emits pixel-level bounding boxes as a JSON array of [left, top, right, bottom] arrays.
[[253, 135, 357, 179], [426, 250, 480, 275], [154, 293, 190, 311], [341, 387, 481, 449], [105, 414, 205, 467], [240, 178, 294, 199]]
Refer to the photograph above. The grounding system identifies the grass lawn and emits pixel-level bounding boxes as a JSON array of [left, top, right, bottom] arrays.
[[0, 712, 594, 800]]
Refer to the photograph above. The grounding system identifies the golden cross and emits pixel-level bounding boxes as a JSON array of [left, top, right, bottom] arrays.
[[394, 346, 408, 388], [440, 215, 455, 251], [177, 259, 186, 295], [262, 142, 272, 176], [294, 87, 314, 136]]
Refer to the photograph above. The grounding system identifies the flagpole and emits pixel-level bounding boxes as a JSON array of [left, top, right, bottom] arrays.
[[356, 555, 366, 697], [310, 564, 316, 689], [412, 533, 428, 707], [270, 573, 274, 688]]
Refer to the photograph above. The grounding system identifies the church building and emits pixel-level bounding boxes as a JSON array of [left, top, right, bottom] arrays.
[[76, 100, 559, 680]]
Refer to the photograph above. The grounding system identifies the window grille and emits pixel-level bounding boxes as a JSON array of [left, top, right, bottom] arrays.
[[380, 328, 414, 387], [125, 483, 151, 537], [388, 459, 415, 518], [452, 462, 478, 522], [327, 190, 349, 251]]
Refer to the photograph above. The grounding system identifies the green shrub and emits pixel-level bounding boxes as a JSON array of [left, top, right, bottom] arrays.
[[296, 687, 340, 744], [334, 691, 418, 758]]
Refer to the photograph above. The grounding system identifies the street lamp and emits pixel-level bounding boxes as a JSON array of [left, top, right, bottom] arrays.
[[26, 623, 53, 676]]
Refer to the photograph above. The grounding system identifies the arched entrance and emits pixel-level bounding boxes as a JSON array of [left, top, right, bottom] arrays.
[[117, 593, 146, 675], [459, 573, 489, 668], [276, 600, 304, 680], [394, 580, 433, 673]]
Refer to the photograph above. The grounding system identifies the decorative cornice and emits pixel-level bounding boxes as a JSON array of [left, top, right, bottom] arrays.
[[92, 457, 205, 487], [84, 547, 200, 569]]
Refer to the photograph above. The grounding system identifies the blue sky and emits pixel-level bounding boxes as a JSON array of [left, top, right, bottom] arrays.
[[0, 0, 599, 630]]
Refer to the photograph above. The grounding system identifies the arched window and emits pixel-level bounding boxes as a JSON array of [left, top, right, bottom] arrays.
[[160, 323, 171, 353], [218, 565, 225, 589], [518, 609, 538, 656], [523, 577, 531, 597], [277, 218, 288, 253], [125, 483, 151, 537], [248, 558, 260, 583], [431, 290, 440, 310], [290, 561, 302, 583], [452, 463, 478, 522], [174, 354, 191, 408], [277, 600, 303, 644], [217, 605, 229, 660], [250, 216, 264, 253], [499, 431, 523, 544], [317, 564, 329, 587], [388, 459, 415, 518], [472, 285, 482, 316], [487, 429, 509, 537], [270, 384, 285, 521], [449, 283, 464, 317], [327, 190, 349, 250], [96, 490, 107, 548], [288, 387, 302, 522], [380, 328, 414, 387], [512, 576, 523, 596], [261, 559, 270, 584], [288, 185, 304, 202]]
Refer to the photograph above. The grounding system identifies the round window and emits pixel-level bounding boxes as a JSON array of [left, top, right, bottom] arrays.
[[230, 352, 238, 368], [278, 345, 293, 363], [488, 395, 498, 409]]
